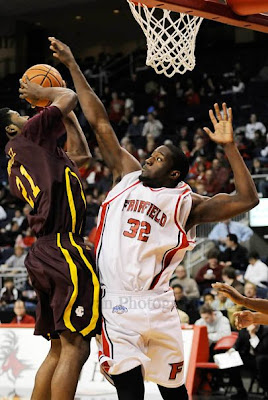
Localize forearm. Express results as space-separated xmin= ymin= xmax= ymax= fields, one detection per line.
xmin=36 ymin=86 xmax=75 ymax=103
xmin=243 ymin=298 xmax=268 ymax=314
xmin=68 ymin=62 xmax=109 ymax=130
xmin=63 ymin=111 xmax=90 ymax=157
xmin=253 ymin=312 xmax=268 ymax=325
xmin=223 ymin=143 xmax=259 ymax=208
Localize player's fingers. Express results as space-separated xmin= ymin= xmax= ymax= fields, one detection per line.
xmin=228 ymin=107 xmax=233 ymax=122
xmin=53 ymin=53 xmax=59 ymax=59
xmin=203 ymin=127 xmax=214 ymax=138
xmin=208 ymin=109 xmax=217 ymax=127
xmin=222 ymin=103 xmax=228 ymax=120
xmin=214 ymin=103 xmax=222 ymax=121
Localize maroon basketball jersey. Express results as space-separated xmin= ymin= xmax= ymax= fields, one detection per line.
xmin=5 ymin=106 xmax=86 ymax=237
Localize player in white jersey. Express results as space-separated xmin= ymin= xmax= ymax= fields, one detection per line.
xmin=50 ymin=38 xmax=259 ymax=400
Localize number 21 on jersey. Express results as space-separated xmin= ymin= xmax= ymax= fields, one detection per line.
xmin=16 ymin=165 xmax=40 ymax=208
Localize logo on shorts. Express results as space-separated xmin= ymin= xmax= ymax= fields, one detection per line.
xmin=75 ymin=306 xmax=84 ymax=317
xmin=112 ymin=305 xmax=128 ymax=314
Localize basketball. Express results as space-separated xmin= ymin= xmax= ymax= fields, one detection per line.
xmin=21 ymin=64 xmax=63 ymax=107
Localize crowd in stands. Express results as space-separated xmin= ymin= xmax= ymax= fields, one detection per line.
xmin=0 ymin=42 xmax=267 ymax=397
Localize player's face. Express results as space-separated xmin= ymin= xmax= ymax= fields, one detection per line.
xmin=139 ymin=145 xmax=178 ymax=188
xmin=6 ymin=110 xmax=29 ymax=138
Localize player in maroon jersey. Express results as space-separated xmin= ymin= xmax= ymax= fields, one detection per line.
xmin=0 ymin=80 xmax=100 ymax=400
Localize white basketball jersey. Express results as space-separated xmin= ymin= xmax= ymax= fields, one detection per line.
xmin=96 ymin=170 xmax=195 ymax=291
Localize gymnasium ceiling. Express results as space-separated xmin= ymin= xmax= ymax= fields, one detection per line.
xmin=0 ymin=0 xmax=141 ymax=51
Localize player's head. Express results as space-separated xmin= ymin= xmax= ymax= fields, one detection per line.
xmin=0 ymin=108 xmax=29 ymax=140
xmin=139 ymin=144 xmax=189 ymax=188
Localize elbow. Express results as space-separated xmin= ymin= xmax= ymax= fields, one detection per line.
xmin=71 ymin=92 xmax=78 ymax=108
xmin=249 ymin=195 xmax=259 ymax=210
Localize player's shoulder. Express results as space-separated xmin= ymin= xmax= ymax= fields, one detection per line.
xmin=105 ymin=170 xmax=141 ymax=201
xmin=190 ymin=192 xmax=209 ymax=207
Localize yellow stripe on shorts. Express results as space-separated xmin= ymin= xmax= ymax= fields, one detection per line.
xmin=69 ymin=233 xmax=100 ymax=336
xmin=57 ymin=233 xmax=78 ymax=332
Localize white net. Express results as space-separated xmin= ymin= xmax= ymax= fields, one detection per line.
xmin=127 ymin=0 xmax=203 ymax=77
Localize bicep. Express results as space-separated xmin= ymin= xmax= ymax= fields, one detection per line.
xmin=96 ymin=123 xmax=141 ymax=179
xmin=189 ymin=193 xmax=255 ymax=227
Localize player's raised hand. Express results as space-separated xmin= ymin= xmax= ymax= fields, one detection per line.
xmin=48 ymin=37 xmax=75 ymax=68
xmin=19 ymin=77 xmax=42 ymax=106
xmin=233 ymin=310 xmax=255 ymax=330
xmin=212 ymin=282 xmax=245 ymax=305
xmin=203 ymin=103 xmax=234 ymax=145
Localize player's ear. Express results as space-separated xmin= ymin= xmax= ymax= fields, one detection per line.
xmin=5 ymin=124 xmax=19 ymax=137
xmin=170 ymin=170 xmax=180 ymax=180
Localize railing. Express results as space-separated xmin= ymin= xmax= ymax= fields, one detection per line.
xmin=0 ymin=266 xmax=27 ymax=289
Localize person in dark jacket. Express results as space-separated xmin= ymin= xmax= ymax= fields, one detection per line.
xmin=173 ymin=284 xmax=200 ymax=324
xmin=220 ymin=234 xmax=248 ymax=271
xmin=228 ymin=324 xmax=268 ymax=399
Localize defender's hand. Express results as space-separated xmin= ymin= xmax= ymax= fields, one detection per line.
xmin=19 ymin=77 xmax=42 ymax=106
xmin=212 ymin=282 xmax=244 ymax=305
xmin=203 ymin=103 xmax=234 ymax=145
xmin=49 ymin=37 xmax=75 ymax=68
xmin=233 ymin=310 xmax=255 ymax=330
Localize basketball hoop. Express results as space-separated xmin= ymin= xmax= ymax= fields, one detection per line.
xmin=127 ymin=0 xmax=203 ymax=77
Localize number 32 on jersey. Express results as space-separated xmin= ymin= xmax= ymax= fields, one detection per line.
xmin=123 ymin=218 xmax=151 ymax=242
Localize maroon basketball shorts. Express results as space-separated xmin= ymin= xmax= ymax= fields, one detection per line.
xmin=25 ymin=232 xmax=101 ymax=340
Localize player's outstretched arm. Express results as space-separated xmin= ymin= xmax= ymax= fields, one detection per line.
xmin=186 ymin=103 xmax=259 ymax=230
xmin=63 ymin=111 xmax=92 ymax=167
xmin=19 ymin=78 xmax=77 ymax=116
xmin=233 ymin=311 xmax=268 ymax=329
xmin=48 ymin=37 xmax=141 ymax=183
xmin=212 ymin=282 xmax=268 ymax=314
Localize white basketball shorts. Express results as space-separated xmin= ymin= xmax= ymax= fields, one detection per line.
xmin=98 ymin=289 xmax=185 ymax=388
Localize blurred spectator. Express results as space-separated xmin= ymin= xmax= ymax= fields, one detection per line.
xmin=232 ymin=77 xmax=245 ymax=94
xmin=0 ymin=278 xmax=20 ymax=308
xmin=244 ymin=282 xmax=257 ymax=299
xmin=126 ymin=115 xmax=144 ymax=140
xmin=108 ymin=91 xmax=125 ymax=124
xmin=195 ymin=250 xmax=223 ymax=295
xmin=195 ymin=304 xmax=231 ymax=347
xmin=204 ymin=292 xmax=215 ymax=305
xmin=211 ymin=292 xmax=234 ymax=312
xmin=0 ymin=205 xmax=7 ymax=220
xmin=173 ymin=284 xmax=199 ymax=324
xmin=208 ymin=219 xmax=253 ymax=252
xmin=13 ymin=209 xmax=24 ymax=227
xmin=228 ymin=324 xmax=268 ymax=400
xmin=177 ymin=309 xmax=190 ymax=324
xmin=244 ymin=251 xmax=268 ymax=289
xmin=170 ymin=264 xmax=200 ymax=298
xmin=19 ymin=204 xmax=32 ymax=232
xmin=10 ymin=300 xmax=35 ymax=324
xmin=21 ymin=275 xmax=37 ymax=310
xmin=221 ymin=267 xmax=244 ymax=294
xmin=211 ymin=159 xmax=229 ymax=192
xmin=219 ymin=234 xmax=248 ymax=271
xmin=190 ymin=137 xmax=207 ymax=161
xmin=245 ymin=113 xmax=266 ymax=141
xmin=96 ymin=166 xmax=113 ymax=194
xmin=142 ymin=113 xmax=163 ymax=139
xmin=185 ymin=87 xmax=200 ymax=105
xmin=4 ymin=246 xmax=26 ymax=271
